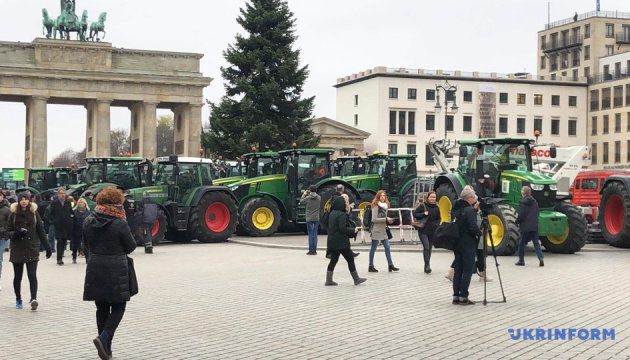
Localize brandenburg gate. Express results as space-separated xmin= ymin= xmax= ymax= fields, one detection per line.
xmin=0 ymin=38 xmax=212 ymax=169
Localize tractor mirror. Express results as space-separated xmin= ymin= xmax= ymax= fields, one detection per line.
xmin=549 ymin=147 xmax=557 ymax=159
xmin=459 ymin=146 xmax=467 ymax=158
xmin=384 ymin=161 xmax=392 ymax=175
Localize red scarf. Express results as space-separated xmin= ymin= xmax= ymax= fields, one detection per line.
xmin=94 ymin=204 xmax=126 ymax=220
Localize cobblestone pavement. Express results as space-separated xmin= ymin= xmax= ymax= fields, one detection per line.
xmin=1 ymin=240 xmax=629 ymax=360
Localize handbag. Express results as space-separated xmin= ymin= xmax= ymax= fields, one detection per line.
xmin=127 ymin=256 xmax=139 ymax=297
xmin=413 ymin=203 xmax=428 ymax=229
xmin=386 ymin=226 xmax=393 ymax=240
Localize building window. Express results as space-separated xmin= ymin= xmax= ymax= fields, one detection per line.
xmin=604 ymin=65 xmax=610 ymax=79
xmin=354 ymin=114 xmax=358 ymax=126
xmin=446 ymin=90 xmax=456 ymax=102
xmin=425 ymin=145 xmax=435 ymax=166
xmin=592 ymin=116 xmax=597 ymax=135
xmin=606 ymin=45 xmax=614 ymax=56
xmin=534 ymin=118 xmax=543 ymax=134
xmin=627 ymin=84 xmax=630 ymax=105
xmin=408 ymin=88 xmax=417 ymax=100
xmin=388 ymin=144 xmax=398 ymax=155
xmin=603 ymin=142 xmax=609 ymax=164
xmin=517 ymin=93 xmax=526 ymax=105
xmin=616 ymin=113 xmax=622 ymax=133
xmin=534 ymin=94 xmax=543 ymax=105
xmin=426 ymin=89 xmax=435 ymax=101
xmin=540 ymin=35 xmax=546 ymax=49
xmin=585 ymin=23 xmax=590 ymax=38
xmin=551 ymin=95 xmax=560 ymax=106
xmin=389 ymin=111 xmax=396 ymax=134
xmin=602 ymin=88 xmax=611 ymax=109
xmin=446 ymin=115 xmax=454 ymax=132
xmin=615 ymin=141 xmax=621 ymax=163
xmin=603 ymin=115 xmax=609 ymax=134
xmin=463 ymin=91 xmax=473 ymax=102
xmin=517 ymin=118 xmax=526 ymax=134
xmin=399 ymin=111 xmax=406 ymax=135
xmin=407 ymin=144 xmax=416 ymax=155
xmin=463 ymin=116 xmax=472 ymax=132
xmin=614 ymin=86 xmax=623 ymax=107
xmin=551 ymin=74 xmax=557 ymax=80
xmin=590 ymin=89 xmax=599 ymax=111
xmin=540 ymin=56 xmax=546 ymax=69
xmin=584 ymin=45 xmax=590 ymax=60
xmin=499 ymin=117 xmax=508 ymax=133
xmin=426 ymin=114 xmax=435 ymax=131
xmin=628 ymin=112 xmax=630 ymax=132
xmin=551 ymin=54 xmax=558 ymax=71
xmin=408 ymin=112 xmax=415 ymax=135
xmin=572 ymin=49 xmax=580 ymax=67
xmin=606 ymin=23 xmax=614 ymax=37
xmin=592 ymin=143 xmax=598 ymax=165
xmin=628 ymin=140 xmax=630 ymax=162
xmin=568 ymin=120 xmax=577 ymax=136
xmin=561 ymin=53 xmax=568 ymax=69
xmin=499 ymin=92 xmax=508 ymax=104
xmin=569 ymin=96 xmax=577 ymax=107
xmin=551 ymin=119 xmax=560 ymax=135
xmin=389 ymin=88 xmax=398 ymax=99
xmin=354 ymin=95 xmax=358 ymax=106
xmin=572 ymin=69 xmax=579 ymax=81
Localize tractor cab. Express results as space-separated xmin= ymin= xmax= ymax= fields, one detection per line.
xmin=365 ymin=153 xmax=418 ymax=207
xmin=19 ymin=166 xmax=76 ymax=196
xmin=282 ymin=149 xmax=333 ymax=195
xmin=154 ymin=156 xmax=215 ymax=203
xmin=83 ymin=157 xmax=144 ymax=190
xmin=213 ymin=152 xmax=280 ymax=186
xmin=333 ymin=155 xmax=366 ymax=177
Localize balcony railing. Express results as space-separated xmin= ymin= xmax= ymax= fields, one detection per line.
xmin=542 ymin=35 xmax=583 ymax=53
xmin=545 ymin=10 xmax=630 ymax=30
xmin=617 ymin=32 xmax=630 ymax=44
xmin=588 ymin=68 xmax=630 ymax=84
xmin=590 ymin=101 xmax=599 ymax=111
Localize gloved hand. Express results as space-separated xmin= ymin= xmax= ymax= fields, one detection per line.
xmin=46 ymin=248 xmax=52 ymax=259
xmin=12 ymin=229 xmax=27 ymax=240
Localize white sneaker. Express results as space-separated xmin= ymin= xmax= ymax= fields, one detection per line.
xmin=478 ymin=271 xmax=493 ymax=282
xmin=30 ymin=299 xmax=38 ymax=311
xmin=445 ymin=268 xmax=454 ymax=282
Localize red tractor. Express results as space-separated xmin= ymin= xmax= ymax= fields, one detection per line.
xmin=599 ymin=175 xmax=630 ymax=247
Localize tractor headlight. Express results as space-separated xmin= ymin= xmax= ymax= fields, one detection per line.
xmin=549 ymin=184 xmax=557 ymax=191
xmin=530 ymin=184 xmax=544 ymax=191
xmin=229 ymin=186 xmax=239 ymax=191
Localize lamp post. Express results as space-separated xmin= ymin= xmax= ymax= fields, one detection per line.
xmin=434 ymin=80 xmax=459 ymax=141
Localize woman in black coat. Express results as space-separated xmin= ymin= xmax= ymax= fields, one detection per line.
xmin=5 ymin=193 xmax=51 ymax=310
xmin=71 ymin=198 xmax=91 ymax=264
xmin=413 ymin=191 xmax=440 ymax=274
xmin=83 ymin=187 xmax=136 ymax=360
xmin=325 ymin=195 xmax=365 ymax=286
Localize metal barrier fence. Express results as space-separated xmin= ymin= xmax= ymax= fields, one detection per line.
xmin=351 ymin=207 xmax=419 ymax=245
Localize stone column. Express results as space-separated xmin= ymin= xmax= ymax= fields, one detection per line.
xmin=130 ymin=102 xmax=144 ymax=157
xmin=24 ymin=96 xmax=49 ymax=169
xmin=85 ymin=99 xmax=112 ymax=158
xmin=187 ymin=104 xmax=203 ymax=157
xmin=141 ymin=102 xmax=158 ymax=160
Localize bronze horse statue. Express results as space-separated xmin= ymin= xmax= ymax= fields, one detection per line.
xmin=42 ymin=9 xmax=55 ymax=38
xmin=89 ymin=12 xmax=107 ymax=41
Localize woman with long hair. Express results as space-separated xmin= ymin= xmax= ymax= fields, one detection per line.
xmin=72 ymin=198 xmax=91 ymax=264
xmin=368 ymin=190 xmax=399 ymax=273
xmin=413 ymin=191 xmax=440 ymax=274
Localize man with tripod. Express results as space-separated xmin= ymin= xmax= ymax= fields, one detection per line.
xmin=515 ymin=186 xmax=544 ymax=267
xmin=451 ymin=187 xmax=481 ymax=305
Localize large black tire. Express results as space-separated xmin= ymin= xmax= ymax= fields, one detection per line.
xmin=436 ymin=183 xmax=458 ymax=223
xmin=150 ymin=211 xmax=167 ymax=245
xmin=166 ymin=229 xmax=191 ymax=243
xmin=188 ymin=192 xmax=238 ymax=243
xmin=541 ymin=202 xmax=588 ymax=253
xmin=240 ymin=197 xmax=281 ymax=237
xmin=317 ymin=185 xmax=357 ymax=234
xmin=484 ymin=205 xmax=519 ymax=256
xmin=400 ymin=186 xmax=416 ymax=226
xmin=598 ymin=182 xmax=630 ymax=248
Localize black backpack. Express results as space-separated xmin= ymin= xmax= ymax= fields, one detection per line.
xmin=321 ymin=210 xmax=330 ymax=230
xmin=362 ymin=204 xmax=372 ymax=228
xmin=433 ymin=211 xmax=461 ymax=250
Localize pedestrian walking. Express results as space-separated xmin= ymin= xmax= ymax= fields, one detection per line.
xmin=49 ymin=188 xmax=74 ymax=265
xmin=123 ymin=191 xmax=137 ymax=236
xmin=325 ymin=194 xmax=365 ymax=286
xmin=451 ymin=187 xmax=480 ymax=305
xmin=515 ymin=186 xmax=544 ymax=267
xmin=300 ymin=185 xmax=321 ymax=255
xmin=413 ymin=191 xmax=440 ymax=274
xmin=72 ymin=198 xmax=91 ymax=264
xmin=5 ymin=193 xmax=51 ymax=309
xmin=41 ymin=194 xmax=56 ymax=253
xmin=0 ymin=191 xmax=11 ymax=291
xmin=82 ymin=186 xmax=137 ymax=360
xmin=368 ymin=190 xmax=399 ymax=273
xmin=137 ymin=191 xmax=157 ymax=254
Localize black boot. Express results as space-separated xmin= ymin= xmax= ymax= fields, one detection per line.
xmin=368 ymin=266 xmax=378 ymax=273
xmin=353 ymin=252 xmax=360 ymax=257
xmin=145 ymin=247 xmax=153 ymax=254
xmin=93 ymin=330 xmax=112 ymax=360
xmin=424 ymin=263 xmax=432 ymax=274
xmin=388 ymin=264 xmax=399 ymax=272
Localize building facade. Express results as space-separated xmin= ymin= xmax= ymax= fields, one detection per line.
xmin=310 ymin=117 xmax=370 ymax=157
xmin=335 ymin=67 xmax=587 ymax=173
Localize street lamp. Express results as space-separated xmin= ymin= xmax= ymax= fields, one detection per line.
xmin=434 ymin=80 xmax=459 ymax=140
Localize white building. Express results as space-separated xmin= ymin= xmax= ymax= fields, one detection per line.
xmin=335 ymin=67 xmax=588 ymax=173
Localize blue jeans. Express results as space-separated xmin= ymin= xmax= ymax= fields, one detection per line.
xmin=453 ymin=247 xmax=476 ymax=298
xmin=518 ymin=231 xmax=544 ymax=262
xmin=306 ymin=221 xmax=318 ymax=252
xmin=0 ymin=238 xmax=6 ymax=281
xmin=47 ymin=224 xmax=56 ymax=251
xmin=369 ymin=239 xmax=393 ymax=267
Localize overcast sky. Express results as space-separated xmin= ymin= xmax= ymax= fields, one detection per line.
xmin=0 ymin=0 xmax=626 ymax=168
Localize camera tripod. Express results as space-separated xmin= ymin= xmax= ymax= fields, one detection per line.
xmin=480 ymin=216 xmax=507 ymax=306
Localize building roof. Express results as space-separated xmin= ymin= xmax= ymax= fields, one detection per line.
xmin=312 ymin=117 xmax=371 ymax=137
xmin=543 ymin=10 xmax=630 ymax=31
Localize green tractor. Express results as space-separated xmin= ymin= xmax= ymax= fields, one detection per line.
xmin=213 ymin=151 xmax=280 ymax=187
xmin=332 ymin=153 xmax=367 ymax=177
xmin=229 ymin=148 xmax=361 ymax=236
xmin=431 ymin=138 xmax=588 ymax=255
xmin=127 ymin=155 xmax=239 ymax=244
xmin=17 ymin=166 xmax=76 ymax=196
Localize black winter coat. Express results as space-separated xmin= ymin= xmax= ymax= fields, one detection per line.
xmin=72 ymin=208 xmax=91 ymax=239
xmin=517 ymin=195 xmax=539 ymax=233
xmin=50 ymin=200 xmax=73 ymax=239
xmin=0 ymin=200 xmax=11 ymax=235
xmin=83 ymin=212 xmax=137 ymax=303
xmin=452 ymin=199 xmax=481 ymax=252
xmin=326 ymin=197 xmax=356 ymax=251
xmin=413 ymin=201 xmax=440 ymax=235
xmin=5 ymin=203 xmax=50 ymax=263
xmin=37 ymin=200 xmax=51 ymax=228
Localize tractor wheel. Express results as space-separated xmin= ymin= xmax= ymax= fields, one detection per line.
xmin=598 ymin=182 xmax=630 ymax=248
xmin=166 ymin=229 xmax=191 ymax=243
xmin=436 ymin=183 xmax=458 ymax=224
xmin=188 ymin=192 xmax=238 ymax=243
xmin=150 ymin=211 xmax=167 ymax=245
xmin=484 ymin=205 xmax=519 ymax=256
xmin=541 ymin=202 xmax=588 ymax=253
xmin=240 ymin=197 xmax=281 ymax=237
xmin=317 ymin=185 xmax=357 ymax=234
xmin=399 ymin=187 xmax=417 ymax=226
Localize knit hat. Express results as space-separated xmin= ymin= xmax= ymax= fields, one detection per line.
xmin=17 ymin=192 xmax=30 ymax=202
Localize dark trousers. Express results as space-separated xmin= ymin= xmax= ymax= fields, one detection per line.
xmin=476 ymin=249 xmax=485 ymax=272
xmin=419 ymin=233 xmax=433 ymax=265
xmin=13 ymin=261 xmax=38 ymax=302
xmin=95 ymin=301 xmax=127 ymax=338
xmin=141 ymin=224 xmax=153 ymax=249
xmin=56 ymin=237 xmax=68 ymax=261
xmin=518 ymin=231 xmax=544 ymax=262
xmin=71 ymin=235 xmax=82 ymax=259
xmin=453 ymin=247 xmax=476 ymax=299
xmin=327 ymin=248 xmax=357 ymax=273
